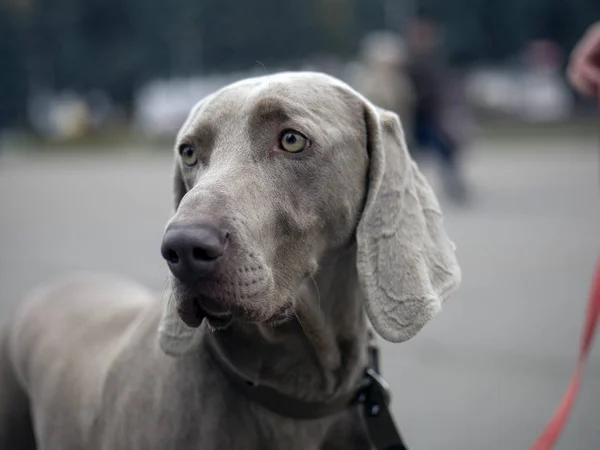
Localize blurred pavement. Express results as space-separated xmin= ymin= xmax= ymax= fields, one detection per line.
xmin=1 ymin=139 xmax=599 ymax=449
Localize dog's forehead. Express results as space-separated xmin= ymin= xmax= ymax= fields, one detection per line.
xmin=180 ymin=73 xmax=361 ymax=138
xmin=226 ymin=72 xmax=352 ymax=104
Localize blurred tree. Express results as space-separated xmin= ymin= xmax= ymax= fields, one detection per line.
xmin=197 ymin=0 xmax=322 ymax=71
xmin=0 ymin=4 xmax=29 ymax=128
xmin=416 ymin=0 xmax=600 ymax=65
xmin=315 ymin=0 xmax=356 ymax=56
xmin=1 ymin=0 xmax=599 ymax=128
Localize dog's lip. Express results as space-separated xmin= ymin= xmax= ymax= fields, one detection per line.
xmin=176 ymin=292 xmax=290 ymax=326
xmin=195 ymin=296 xmax=231 ymax=317
xmin=175 ymin=294 xmax=232 ymax=328
xmin=174 ymin=294 xmax=204 ymax=328
xmin=205 ymin=314 xmax=233 ymax=330
xmin=202 ymin=307 xmax=232 ymax=319
xmin=197 ymin=300 xmax=233 ymax=329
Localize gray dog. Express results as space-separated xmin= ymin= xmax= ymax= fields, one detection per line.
xmin=0 ymin=72 xmax=461 ymax=449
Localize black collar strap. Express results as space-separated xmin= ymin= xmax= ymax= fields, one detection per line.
xmin=206 ymin=341 xmax=409 ymax=450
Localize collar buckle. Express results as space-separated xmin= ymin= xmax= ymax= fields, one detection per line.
xmin=357 ymin=368 xmax=408 ymax=450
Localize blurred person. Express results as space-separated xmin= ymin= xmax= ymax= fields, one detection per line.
xmin=441 ymin=51 xmax=477 ymax=167
xmin=519 ymin=39 xmax=573 ymax=122
xmin=568 ymin=22 xmax=600 ymax=99
xmin=406 ymin=15 xmax=470 ymax=204
xmin=351 ymin=31 xmax=415 ymax=146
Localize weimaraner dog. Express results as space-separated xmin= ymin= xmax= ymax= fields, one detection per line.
xmin=0 ymin=72 xmax=461 ymax=449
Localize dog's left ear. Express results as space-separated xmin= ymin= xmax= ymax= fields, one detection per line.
xmin=356 ymin=102 xmax=461 ymax=343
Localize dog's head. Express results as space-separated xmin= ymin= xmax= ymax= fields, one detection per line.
xmin=159 ymin=72 xmax=460 ymax=353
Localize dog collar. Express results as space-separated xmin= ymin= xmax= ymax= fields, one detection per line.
xmin=205 ymin=340 xmax=409 ymax=450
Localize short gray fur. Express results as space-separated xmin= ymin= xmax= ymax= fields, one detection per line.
xmin=0 ymin=72 xmax=460 ymax=450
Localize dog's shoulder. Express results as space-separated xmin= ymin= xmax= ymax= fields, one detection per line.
xmin=9 ymin=272 xmax=156 ymax=386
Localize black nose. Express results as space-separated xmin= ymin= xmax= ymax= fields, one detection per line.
xmin=161 ymin=223 xmax=228 ymax=282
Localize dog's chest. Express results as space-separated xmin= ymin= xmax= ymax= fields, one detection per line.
xmin=91 ymin=346 xmax=345 ymax=450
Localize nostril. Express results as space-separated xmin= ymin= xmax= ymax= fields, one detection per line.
xmin=165 ymin=248 xmax=180 ymax=264
xmin=162 ymin=224 xmax=227 ymax=271
xmin=192 ymin=246 xmax=217 ymax=261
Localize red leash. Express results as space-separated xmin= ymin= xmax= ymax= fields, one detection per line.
xmin=531 ymin=257 xmax=600 ymax=449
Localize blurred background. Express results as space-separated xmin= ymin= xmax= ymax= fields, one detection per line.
xmin=1 ymin=0 xmax=600 ymax=144
xmin=1 ymin=0 xmax=600 ymax=449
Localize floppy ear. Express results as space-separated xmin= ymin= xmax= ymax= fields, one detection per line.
xmin=158 ymin=97 xmax=218 ymax=356
xmin=158 ymin=164 xmax=201 ymax=356
xmin=172 ymin=94 xmax=213 ymax=211
xmin=173 ymin=161 xmax=187 ymax=210
xmin=356 ymin=102 xmax=461 ymax=343
xmin=157 ymin=151 xmax=200 ymax=355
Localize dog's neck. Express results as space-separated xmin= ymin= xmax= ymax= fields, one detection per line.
xmin=205 ymin=246 xmax=369 ymax=401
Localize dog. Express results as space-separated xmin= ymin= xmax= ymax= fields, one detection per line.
xmin=0 ymin=72 xmax=460 ymax=449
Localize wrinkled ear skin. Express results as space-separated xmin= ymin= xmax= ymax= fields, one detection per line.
xmin=355 ymin=102 xmax=461 ymax=343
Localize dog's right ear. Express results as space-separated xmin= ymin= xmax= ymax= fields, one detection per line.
xmin=173 ymin=161 xmax=187 ymax=211
xmin=171 ymin=95 xmax=215 ymax=211
xmin=160 ymin=161 xmax=198 ymax=356
xmin=160 ymin=97 xmax=212 ymax=355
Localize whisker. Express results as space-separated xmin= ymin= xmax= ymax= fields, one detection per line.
xmin=159 ymin=277 xmax=169 ymax=303
xmin=291 ymin=305 xmax=308 ymax=338
xmin=255 ymin=60 xmax=268 ymax=74
xmin=309 ymin=274 xmax=321 ymax=308
xmin=166 ymin=289 xmax=175 ymax=308
xmin=271 ymin=270 xmax=295 ymax=295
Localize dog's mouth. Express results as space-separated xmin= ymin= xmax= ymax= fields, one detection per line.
xmin=176 ymin=296 xmax=231 ymax=329
xmin=176 ymin=294 xmax=291 ymax=330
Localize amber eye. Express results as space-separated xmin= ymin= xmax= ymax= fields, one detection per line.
xmin=179 ymin=144 xmax=198 ymax=167
xmin=279 ymin=130 xmax=309 ymax=153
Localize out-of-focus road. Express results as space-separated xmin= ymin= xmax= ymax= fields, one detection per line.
xmin=1 ymin=140 xmax=599 ymax=449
